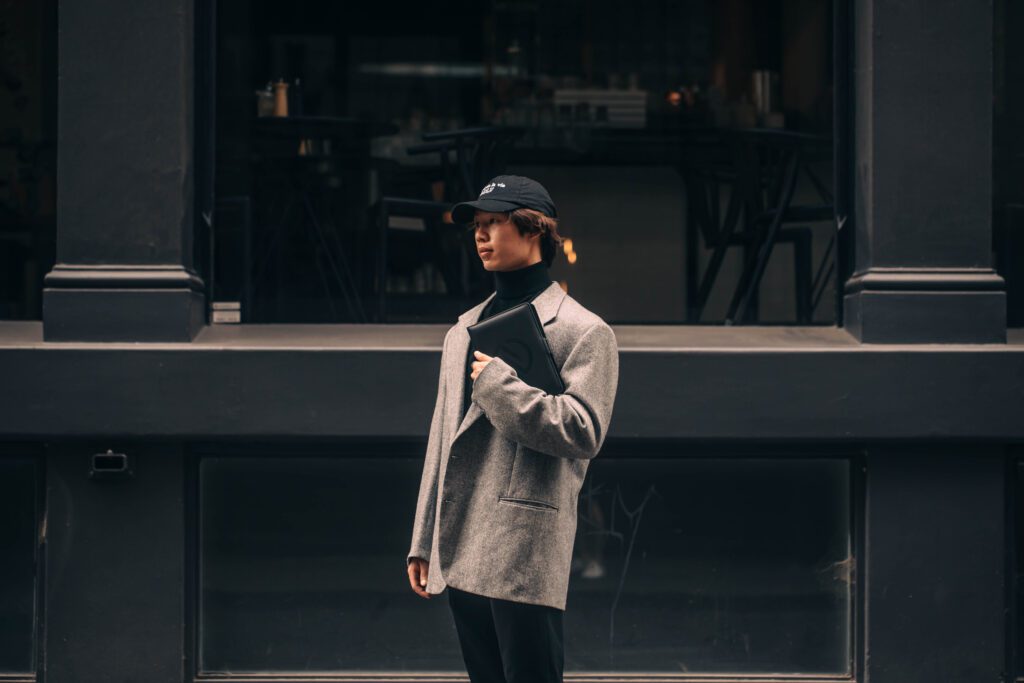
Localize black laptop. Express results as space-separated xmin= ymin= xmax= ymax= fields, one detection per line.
xmin=467 ymin=301 xmax=566 ymax=395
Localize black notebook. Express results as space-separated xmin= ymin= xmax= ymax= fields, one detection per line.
xmin=467 ymin=300 xmax=566 ymax=396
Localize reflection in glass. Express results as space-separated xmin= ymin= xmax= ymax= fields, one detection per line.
xmin=199 ymin=454 xmax=850 ymax=674
xmin=212 ymin=1 xmax=837 ymax=324
xmin=567 ymin=457 xmax=851 ymax=673
xmin=0 ymin=458 xmax=38 ymax=673
xmin=199 ymin=456 xmax=464 ymax=672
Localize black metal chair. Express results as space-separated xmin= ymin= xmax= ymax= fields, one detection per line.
xmin=371 ymin=126 xmax=524 ymax=322
xmin=249 ymin=116 xmax=397 ymax=323
xmin=682 ymin=128 xmax=836 ymax=324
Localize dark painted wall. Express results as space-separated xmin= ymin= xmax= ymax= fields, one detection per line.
xmin=0 ymin=325 xmax=1023 ymax=441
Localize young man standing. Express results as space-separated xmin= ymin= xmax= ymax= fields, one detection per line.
xmin=406 ymin=175 xmax=619 ymax=683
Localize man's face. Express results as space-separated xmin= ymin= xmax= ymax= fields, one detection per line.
xmin=472 ymin=210 xmax=539 ymax=271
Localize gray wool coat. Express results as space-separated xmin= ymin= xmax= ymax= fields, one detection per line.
xmin=406 ymin=279 xmax=619 ymax=611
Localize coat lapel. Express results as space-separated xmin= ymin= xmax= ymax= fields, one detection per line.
xmin=446 ymin=280 xmax=567 ymax=448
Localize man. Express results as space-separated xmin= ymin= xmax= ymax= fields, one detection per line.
xmin=406 ymin=175 xmax=619 ymax=683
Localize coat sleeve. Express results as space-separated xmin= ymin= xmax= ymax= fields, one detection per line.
xmin=471 ymin=322 xmax=618 ymax=460
xmin=407 ymin=329 xmax=449 ymax=566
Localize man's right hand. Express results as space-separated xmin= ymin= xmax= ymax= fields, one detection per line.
xmin=407 ymin=557 xmax=431 ymax=599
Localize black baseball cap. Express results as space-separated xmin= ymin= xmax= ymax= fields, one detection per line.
xmin=451 ymin=175 xmax=558 ymax=224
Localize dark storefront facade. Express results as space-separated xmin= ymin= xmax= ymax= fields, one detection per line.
xmin=1 ymin=0 xmax=1023 ymax=681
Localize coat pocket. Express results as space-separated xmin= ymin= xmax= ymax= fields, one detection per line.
xmin=504 ymin=443 xmax=561 ymax=510
xmin=498 ymin=495 xmax=558 ymax=512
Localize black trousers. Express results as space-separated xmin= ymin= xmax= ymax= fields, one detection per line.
xmin=447 ymin=586 xmax=564 ymax=683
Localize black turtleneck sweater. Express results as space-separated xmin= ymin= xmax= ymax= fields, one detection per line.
xmin=463 ymin=259 xmax=552 ymax=419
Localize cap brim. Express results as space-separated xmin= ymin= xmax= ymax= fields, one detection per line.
xmin=450 ymin=199 xmax=521 ymax=224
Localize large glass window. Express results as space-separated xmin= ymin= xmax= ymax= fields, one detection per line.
xmin=209 ymin=0 xmax=838 ymax=325
xmin=0 ymin=1 xmax=58 ymax=321
xmin=1014 ymin=456 xmax=1024 ymax=679
xmin=994 ymin=0 xmax=1024 ymax=329
xmin=198 ymin=451 xmax=852 ymax=675
xmin=0 ymin=457 xmax=40 ymax=674
xmin=198 ymin=453 xmax=461 ymax=672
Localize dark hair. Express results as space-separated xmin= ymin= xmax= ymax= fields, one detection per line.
xmin=508 ymin=208 xmax=564 ymax=267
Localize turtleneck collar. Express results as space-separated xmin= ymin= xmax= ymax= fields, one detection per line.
xmin=493 ymin=259 xmax=551 ymax=300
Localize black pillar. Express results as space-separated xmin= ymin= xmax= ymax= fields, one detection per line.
xmin=43 ymin=0 xmax=205 ymax=342
xmin=862 ymin=448 xmax=1005 ymax=682
xmin=44 ymin=444 xmax=185 ymax=682
xmin=844 ymin=0 xmax=1006 ymax=343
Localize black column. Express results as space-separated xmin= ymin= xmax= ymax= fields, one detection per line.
xmin=43 ymin=0 xmax=205 ymax=342
xmin=44 ymin=444 xmax=185 ymax=682
xmin=844 ymin=0 xmax=1006 ymax=342
xmin=862 ymin=448 xmax=1005 ymax=682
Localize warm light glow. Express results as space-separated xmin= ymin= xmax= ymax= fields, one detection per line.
xmin=442 ymin=210 xmax=453 ymax=223
xmin=567 ymin=251 xmax=577 ymax=264
xmin=562 ymin=238 xmax=573 ymax=253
